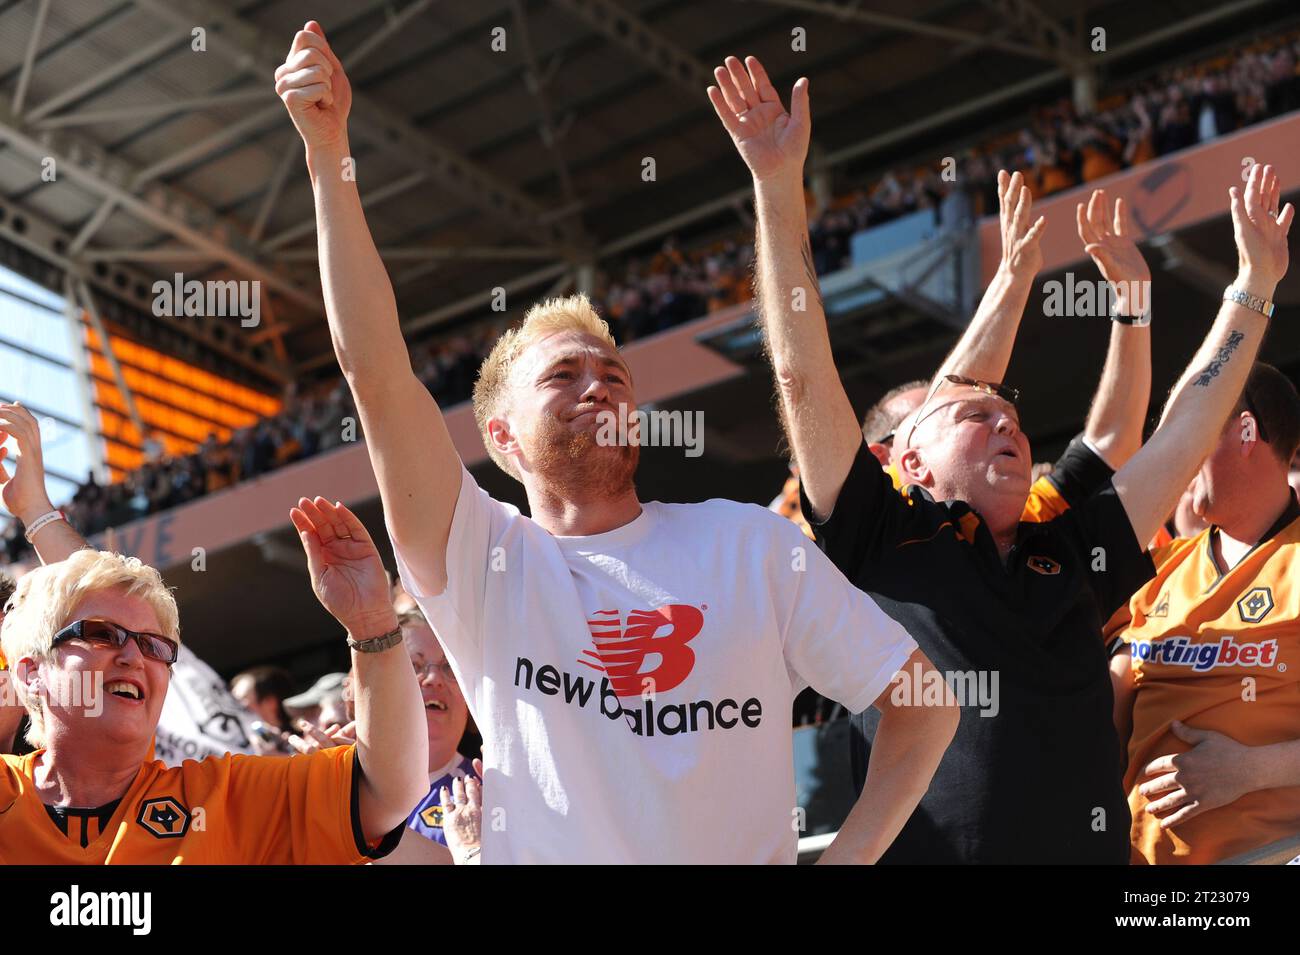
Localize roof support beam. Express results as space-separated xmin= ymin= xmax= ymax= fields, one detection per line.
xmin=979 ymin=0 xmax=1078 ymax=66
xmin=273 ymin=245 xmax=561 ymax=263
xmin=25 ymin=29 xmax=192 ymax=122
xmin=68 ymin=197 xmax=117 ymax=256
xmin=12 ymin=0 xmax=52 ymax=118
xmin=33 ymin=88 xmax=272 ymax=130
xmin=0 ymin=98 xmax=323 ymax=314
xmin=261 ymin=169 xmax=430 ymax=252
xmin=129 ymin=0 xmax=574 ymax=249
xmin=249 ymin=132 xmax=300 ymax=243
xmin=511 ymin=0 xmax=578 ymax=208
xmin=0 ymin=191 xmax=289 ymax=384
xmin=548 ymin=0 xmax=714 ymax=95
xmin=741 ymin=0 xmax=1060 ymax=63
xmin=73 ymin=277 xmax=147 ymax=439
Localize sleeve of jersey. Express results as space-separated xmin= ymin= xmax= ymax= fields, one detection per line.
xmin=776 ymin=516 xmax=918 ymax=714
xmin=1052 ymin=481 xmax=1156 ymax=622
xmin=388 ymin=464 xmax=502 ymax=660
xmin=800 ymin=442 xmax=907 ymax=575
xmin=225 ymin=747 xmax=404 ymax=864
xmin=1025 ymin=435 xmax=1116 ymax=523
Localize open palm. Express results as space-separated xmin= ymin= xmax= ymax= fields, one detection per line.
xmin=708 ymin=55 xmax=809 ymax=183
xmin=1077 ymin=188 xmax=1151 ymax=314
xmin=290 ymin=496 xmax=391 ymax=634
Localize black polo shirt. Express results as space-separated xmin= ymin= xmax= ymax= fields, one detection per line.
xmin=804 ymin=441 xmax=1155 ymax=863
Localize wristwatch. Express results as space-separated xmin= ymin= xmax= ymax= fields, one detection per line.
xmin=1224 ymin=286 xmax=1275 ymax=318
xmin=1111 ymin=308 xmax=1150 ymax=327
xmin=346 ymin=625 xmax=403 ymax=653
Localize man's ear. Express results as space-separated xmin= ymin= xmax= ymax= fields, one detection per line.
xmin=898 ymin=447 xmax=931 ymax=487
xmin=1237 ymin=411 xmax=1259 ymax=458
xmin=486 ymin=414 xmax=517 ymax=461
xmin=867 ymin=442 xmax=891 ymax=467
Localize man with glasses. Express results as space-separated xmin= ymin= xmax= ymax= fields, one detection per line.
xmin=712 ymin=53 xmax=1293 ymax=861
xmin=859 ymin=174 xmax=1152 ymax=527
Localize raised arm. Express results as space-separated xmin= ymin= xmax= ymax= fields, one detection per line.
xmin=1113 ymin=163 xmax=1293 ymax=546
xmin=1076 ymin=190 xmax=1152 ymax=469
xmin=290 ymin=497 xmax=427 ymax=843
xmin=709 ymin=56 xmax=858 ymax=521
xmin=277 ymin=21 xmax=460 ymax=593
xmin=0 ymin=402 xmax=87 ymax=563
xmin=930 ymin=170 xmax=1045 ymax=386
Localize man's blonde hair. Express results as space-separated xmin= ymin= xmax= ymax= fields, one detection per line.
xmin=471 ymin=294 xmax=618 ymax=480
xmin=0 ymin=550 xmax=180 ymax=748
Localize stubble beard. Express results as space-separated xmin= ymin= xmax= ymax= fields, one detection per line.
xmin=532 ymin=411 xmax=639 ymax=501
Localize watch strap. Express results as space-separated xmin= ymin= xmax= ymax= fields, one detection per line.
xmin=346 ymin=625 xmax=404 ymax=653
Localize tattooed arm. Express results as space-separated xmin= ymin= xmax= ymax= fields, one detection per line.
xmin=708 ymin=55 xmax=860 ymax=520
xmin=1112 ymin=163 xmax=1292 ymax=546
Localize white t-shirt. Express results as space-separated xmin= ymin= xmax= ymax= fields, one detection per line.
xmin=392 ymin=467 xmax=916 ymax=864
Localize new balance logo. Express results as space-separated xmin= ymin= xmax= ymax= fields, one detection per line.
xmin=579 ymin=604 xmax=702 ymax=697
xmin=514 ymin=655 xmax=762 ymax=737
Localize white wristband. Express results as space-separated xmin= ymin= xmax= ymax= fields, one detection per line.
xmin=23 ymin=510 xmax=66 ymax=544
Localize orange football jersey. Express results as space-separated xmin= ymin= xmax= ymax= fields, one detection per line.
xmin=1113 ymin=502 xmax=1300 ymax=864
xmin=0 ymin=744 xmax=401 ymax=864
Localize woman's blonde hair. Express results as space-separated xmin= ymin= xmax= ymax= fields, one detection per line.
xmin=0 ymin=550 xmax=180 ymax=748
xmin=471 ymin=294 xmax=618 ymax=480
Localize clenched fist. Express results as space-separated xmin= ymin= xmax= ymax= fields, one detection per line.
xmin=275 ymin=20 xmax=352 ymax=153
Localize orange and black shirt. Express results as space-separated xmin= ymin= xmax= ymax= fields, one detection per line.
xmin=805 ymin=438 xmax=1153 ymax=863
xmin=0 ymin=744 xmax=403 ymax=864
xmin=1108 ymin=495 xmax=1300 ymax=864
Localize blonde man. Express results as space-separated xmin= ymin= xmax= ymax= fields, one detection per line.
xmin=0 ymin=496 xmax=427 ymax=863
xmin=277 ymin=20 xmax=957 ymax=864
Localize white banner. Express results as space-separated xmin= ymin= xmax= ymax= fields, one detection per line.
xmin=154 ymin=645 xmax=255 ymax=765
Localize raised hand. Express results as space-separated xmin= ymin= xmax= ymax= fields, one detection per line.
xmin=997 ymin=170 xmax=1046 ymax=279
xmin=290 ymin=497 xmax=392 ymax=637
xmin=708 ymin=55 xmax=810 ymax=184
xmin=1230 ymin=163 xmax=1294 ymax=296
xmin=1076 ymin=188 xmax=1151 ymax=317
xmin=275 ymin=20 xmax=352 ymax=152
xmin=0 ymin=401 xmax=56 ymax=525
xmin=440 ymin=757 xmax=484 ymax=863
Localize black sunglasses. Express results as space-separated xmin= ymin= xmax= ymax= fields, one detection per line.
xmin=52 ymin=619 xmax=179 ymax=665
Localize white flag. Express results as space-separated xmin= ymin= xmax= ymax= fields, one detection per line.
xmin=154 ymin=645 xmax=255 ymax=765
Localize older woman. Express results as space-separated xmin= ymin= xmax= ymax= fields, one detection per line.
xmin=0 ymin=492 xmax=428 ymax=864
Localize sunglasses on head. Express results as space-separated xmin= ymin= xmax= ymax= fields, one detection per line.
xmin=899 ymin=375 xmax=1021 ymax=449
xmin=52 ymin=619 xmax=179 ymax=665
xmin=941 ymin=374 xmax=1020 ymax=405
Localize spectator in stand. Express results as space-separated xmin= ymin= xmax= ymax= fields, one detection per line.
xmin=230 ymin=665 xmax=295 ymax=737
xmin=0 ymin=501 xmax=426 ymax=863
xmin=0 ymin=569 xmax=24 ymax=755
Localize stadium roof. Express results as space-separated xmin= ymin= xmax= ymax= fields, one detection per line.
xmin=0 ymin=0 xmax=1293 ymax=393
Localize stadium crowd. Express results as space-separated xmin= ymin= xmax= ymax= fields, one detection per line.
xmin=1 ymin=22 xmax=1299 ymax=867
